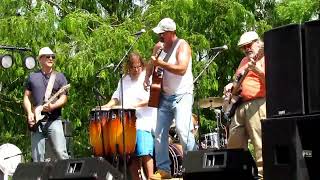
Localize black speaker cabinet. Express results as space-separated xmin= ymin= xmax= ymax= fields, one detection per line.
xmin=265 ymin=23 xmax=306 ymax=118
xmin=183 ymin=149 xmax=258 ymax=180
xmin=12 ymin=162 xmax=53 ymax=180
xmin=48 ymin=157 xmax=123 ymax=180
xmin=265 ymin=20 xmax=320 ymax=118
xmin=262 ymin=115 xmax=318 ymax=180
xmin=304 ymin=20 xmax=320 ymax=114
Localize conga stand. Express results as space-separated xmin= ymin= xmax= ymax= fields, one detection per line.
xmin=113 ymin=33 xmax=143 ymax=180
xmin=93 ymin=71 xmax=109 ymax=157
xmin=193 ymin=50 xmax=223 ymax=150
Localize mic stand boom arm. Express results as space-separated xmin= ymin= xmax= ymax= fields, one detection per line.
xmin=193 ymin=51 xmax=222 ymax=149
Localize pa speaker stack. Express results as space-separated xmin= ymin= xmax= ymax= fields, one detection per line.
xmin=263 ymin=20 xmax=320 ymax=180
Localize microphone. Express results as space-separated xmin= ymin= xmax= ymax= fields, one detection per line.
xmin=133 ymin=29 xmax=146 ymax=36
xmin=210 ymin=45 xmax=228 ymax=52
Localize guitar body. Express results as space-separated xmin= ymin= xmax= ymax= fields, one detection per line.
xmin=28 ymin=105 xmax=45 ymax=131
xmin=27 ymin=84 xmax=71 ymax=132
xmin=148 ymin=66 xmax=163 ymax=107
xmin=223 ymin=94 xmax=241 ymax=118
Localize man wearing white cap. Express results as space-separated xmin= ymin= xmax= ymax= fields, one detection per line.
xmin=23 ymin=47 xmax=69 ymax=162
xmin=144 ymin=18 xmax=196 ymax=179
xmin=223 ymin=31 xmax=266 ymax=178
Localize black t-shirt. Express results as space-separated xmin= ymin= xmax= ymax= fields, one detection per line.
xmin=25 ymin=70 xmax=68 ymax=120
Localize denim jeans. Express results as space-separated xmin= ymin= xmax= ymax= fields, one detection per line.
xmin=154 ymin=93 xmax=196 ymax=172
xmin=31 ymin=119 xmax=69 ymax=162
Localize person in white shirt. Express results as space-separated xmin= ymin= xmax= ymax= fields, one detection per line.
xmin=102 ymin=52 xmax=157 ymax=180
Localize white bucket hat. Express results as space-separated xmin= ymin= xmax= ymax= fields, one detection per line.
xmin=152 ymin=18 xmax=176 ymax=34
xmin=238 ymin=31 xmax=259 ymax=47
xmin=38 ymin=47 xmax=55 ymax=58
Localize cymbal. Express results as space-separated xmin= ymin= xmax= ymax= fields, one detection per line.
xmin=198 ymin=97 xmax=224 ymax=108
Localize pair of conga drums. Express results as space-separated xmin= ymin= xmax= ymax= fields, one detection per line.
xmin=89 ymin=107 xmax=136 ymax=157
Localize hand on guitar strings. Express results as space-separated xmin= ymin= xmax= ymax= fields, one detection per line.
xmin=42 ymin=103 xmax=53 ymax=112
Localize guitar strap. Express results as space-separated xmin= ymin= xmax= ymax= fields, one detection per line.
xmin=163 ymin=38 xmax=180 ymax=62
xmin=44 ymin=71 xmax=56 ymax=103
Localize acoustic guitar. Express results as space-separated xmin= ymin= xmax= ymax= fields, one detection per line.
xmin=29 ymin=84 xmax=70 ymax=131
xmin=148 ymin=49 xmax=165 ymax=107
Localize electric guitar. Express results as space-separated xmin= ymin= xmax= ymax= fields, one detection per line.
xmin=148 ymin=49 xmax=166 ymax=107
xmin=29 ymin=84 xmax=70 ymax=131
xmin=223 ymin=49 xmax=264 ymax=118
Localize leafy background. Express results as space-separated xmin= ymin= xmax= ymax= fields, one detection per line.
xmin=0 ymin=0 xmax=319 ymax=160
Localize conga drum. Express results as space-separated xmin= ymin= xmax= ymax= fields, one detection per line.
xmin=88 ymin=107 xmax=110 ymax=156
xmin=107 ymin=107 xmax=136 ymax=155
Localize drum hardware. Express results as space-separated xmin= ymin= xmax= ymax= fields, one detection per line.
xmin=200 ymin=107 xmax=228 ymax=150
xmin=198 ymin=97 xmax=224 ymax=109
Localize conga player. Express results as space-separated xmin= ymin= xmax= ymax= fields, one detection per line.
xmin=102 ymin=52 xmax=157 ymax=180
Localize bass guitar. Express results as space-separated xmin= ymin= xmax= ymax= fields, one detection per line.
xmin=29 ymin=84 xmax=70 ymax=131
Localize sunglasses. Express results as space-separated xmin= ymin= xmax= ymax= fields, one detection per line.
xmin=43 ymin=55 xmax=56 ymax=59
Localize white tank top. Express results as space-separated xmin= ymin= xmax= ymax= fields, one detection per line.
xmin=162 ymin=40 xmax=194 ymax=95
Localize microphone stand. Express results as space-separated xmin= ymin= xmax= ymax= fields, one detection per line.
xmin=193 ymin=51 xmax=223 ymax=150
xmin=92 ymin=66 xmax=112 ymax=157
xmin=113 ymin=33 xmax=143 ymax=180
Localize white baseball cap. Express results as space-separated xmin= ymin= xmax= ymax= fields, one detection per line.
xmin=38 ymin=47 xmax=55 ymax=58
xmin=238 ymin=31 xmax=259 ymax=47
xmin=152 ymin=18 xmax=176 ymax=34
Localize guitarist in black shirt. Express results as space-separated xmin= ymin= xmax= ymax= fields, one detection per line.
xmin=223 ymin=31 xmax=266 ymax=179
xmin=23 ymin=47 xmax=69 ymax=162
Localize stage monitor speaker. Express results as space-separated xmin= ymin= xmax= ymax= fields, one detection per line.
xmin=12 ymin=162 xmax=53 ymax=180
xmin=264 ymin=23 xmax=306 ymax=118
xmin=182 ymin=149 xmax=258 ymax=180
xmin=262 ymin=115 xmax=317 ymax=180
xmin=48 ymin=157 xmax=123 ymax=180
xmin=304 ymin=20 xmax=320 ymax=114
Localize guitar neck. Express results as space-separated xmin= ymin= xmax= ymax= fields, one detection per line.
xmin=231 ymin=59 xmax=256 ymax=95
xmin=45 ymin=84 xmax=70 ymax=105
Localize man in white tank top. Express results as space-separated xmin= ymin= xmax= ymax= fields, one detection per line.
xmin=144 ymin=18 xmax=196 ymax=180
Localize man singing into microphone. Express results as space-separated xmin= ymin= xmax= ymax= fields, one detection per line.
xmin=144 ymin=17 xmax=196 ymax=180
xmin=223 ymin=31 xmax=266 ymax=179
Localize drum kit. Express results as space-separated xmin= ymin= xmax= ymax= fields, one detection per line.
xmin=198 ymin=96 xmax=229 ymax=150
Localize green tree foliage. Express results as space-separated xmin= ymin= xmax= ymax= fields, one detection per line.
xmin=0 ymin=0 xmax=319 ymax=160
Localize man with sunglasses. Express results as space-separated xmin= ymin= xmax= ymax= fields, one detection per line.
xmin=223 ymin=31 xmax=266 ymax=179
xmin=23 ymin=47 xmax=69 ymax=162
xmin=144 ymin=18 xmax=196 ymax=180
